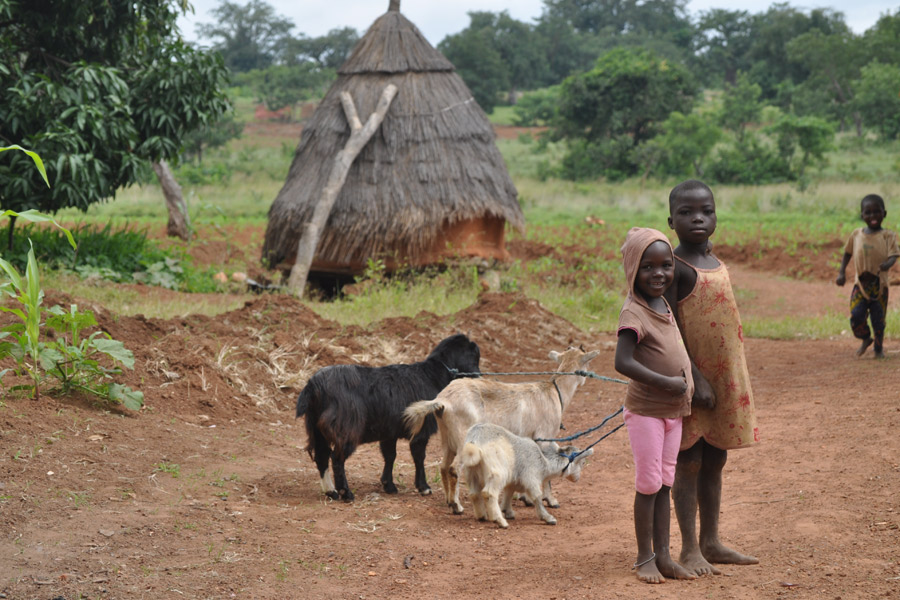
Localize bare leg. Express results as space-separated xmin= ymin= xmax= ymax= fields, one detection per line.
xmin=856 ymin=337 xmax=873 ymax=357
xmin=653 ymin=486 xmax=696 ymax=580
xmin=698 ymin=444 xmax=758 ymax=565
xmin=634 ymin=491 xmax=665 ymax=583
xmin=674 ymin=441 xmax=720 ymax=575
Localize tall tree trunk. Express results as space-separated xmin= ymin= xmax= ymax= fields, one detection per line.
xmin=286 ymin=84 xmax=398 ymax=297
xmin=152 ymin=160 xmax=191 ymax=241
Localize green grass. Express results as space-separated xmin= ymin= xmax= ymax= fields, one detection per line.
xmin=743 ymin=308 xmax=900 ymax=340
xmin=308 ymin=267 xmax=482 ymax=328
xmin=487 ymin=105 xmax=517 ymax=126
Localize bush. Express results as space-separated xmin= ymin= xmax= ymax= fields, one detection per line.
xmin=512 ymin=87 xmax=561 ymax=127
xmin=558 ymin=137 xmax=637 ymax=181
xmin=706 ymin=133 xmax=791 ymax=184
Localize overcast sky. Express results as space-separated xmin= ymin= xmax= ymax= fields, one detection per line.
xmin=178 ymin=0 xmax=897 ymax=46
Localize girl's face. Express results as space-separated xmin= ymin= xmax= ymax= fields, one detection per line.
xmin=635 ymin=241 xmax=674 ymax=300
xmin=861 ymin=200 xmax=886 ymax=230
xmin=668 ymin=189 xmax=717 ymax=245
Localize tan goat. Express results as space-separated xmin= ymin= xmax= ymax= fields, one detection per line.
xmin=460 ymin=422 xmax=593 ymax=528
xmin=403 ymin=346 xmax=599 ymax=514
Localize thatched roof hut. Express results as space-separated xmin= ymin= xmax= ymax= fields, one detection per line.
xmin=262 ymin=0 xmax=524 ymax=277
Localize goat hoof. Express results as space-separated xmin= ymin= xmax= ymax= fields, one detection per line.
xmin=418 ymin=487 xmax=432 ymax=496
xmin=324 ymin=491 xmax=339 ymax=500
xmin=382 ymin=483 xmax=398 ymax=494
xmin=450 ymin=505 xmax=464 ymax=515
xmin=341 ymin=491 xmax=355 ymax=502
xmin=544 ymin=518 xmax=557 ymax=526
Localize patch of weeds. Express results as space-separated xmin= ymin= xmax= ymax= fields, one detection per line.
xmin=276 ymin=560 xmax=290 ymax=581
xmin=153 ymin=462 xmax=181 ymax=478
xmin=65 ymin=490 xmax=91 ymax=507
xmin=173 ymin=520 xmax=197 ymax=531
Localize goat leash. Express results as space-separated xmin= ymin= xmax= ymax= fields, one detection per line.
xmin=445 ymin=367 xmax=630 ymax=385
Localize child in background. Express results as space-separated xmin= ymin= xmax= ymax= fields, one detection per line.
xmin=614 ymin=227 xmax=696 ymax=584
xmin=664 ymin=180 xmax=759 ymax=576
xmin=836 ymin=194 xmax=899 ymax=359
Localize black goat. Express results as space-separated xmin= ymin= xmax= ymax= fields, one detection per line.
xmin=296 ymin=333 xmax=480 ymax=502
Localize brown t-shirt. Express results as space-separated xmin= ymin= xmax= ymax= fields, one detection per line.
xmin=618 ymin=297 xmax=693 ymax=419
xmin=844 ymin=228 xmax=900 ymax=297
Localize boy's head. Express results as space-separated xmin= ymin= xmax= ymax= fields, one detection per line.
xmin=621 ymin=227 xmax=674 ymax=303
xmin=668 ymin=179 xmax=716 ymax=246
xmin=860 ymin=194 xmax=886 ymax=231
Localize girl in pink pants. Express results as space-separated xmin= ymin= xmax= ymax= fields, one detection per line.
xmin=614 ymin=227 xmax=696 ymax=584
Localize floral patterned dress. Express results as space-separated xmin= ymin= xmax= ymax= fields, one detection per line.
xmin=676 ymin=257 xmax=759 ymax=451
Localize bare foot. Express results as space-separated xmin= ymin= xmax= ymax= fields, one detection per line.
xmin=679 ymin=548 xmax=721 ymax=576
xmin=856 ymin=338 xmax=873 ymax=357
xmin=634 ymin=555 xmax=666 ymax=584
xmin=701 ymin=541 xmax=759 ymax=565
xmin=874 ymin=349 xmax=886 ymax=360
xmin=656 ymin=553 xmax=698 ymax=580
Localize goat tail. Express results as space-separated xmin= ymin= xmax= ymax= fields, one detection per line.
xmin=403 ymin=399 xmax=443 ymax=436
xmin=296 ymin=386 xmax=313 ymax=418
xmin=459 ymin=442 xmax=483 ymax=469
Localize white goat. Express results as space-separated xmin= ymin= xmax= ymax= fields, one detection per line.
xmin=460 ymin=423 xmax=593 ymax=528
xmin=404 ymin=346 xmax=599 ymax=514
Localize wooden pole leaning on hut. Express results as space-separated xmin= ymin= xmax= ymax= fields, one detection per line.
xmin=287 ymin=83 xmax=398 ymax=296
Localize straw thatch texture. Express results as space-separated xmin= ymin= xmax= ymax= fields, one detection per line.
xmin=262 ymin=9 xmax=524 ymax=271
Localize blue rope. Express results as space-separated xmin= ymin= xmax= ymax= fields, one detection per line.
xmin=535 ymin=405 xmax=624 ymax=443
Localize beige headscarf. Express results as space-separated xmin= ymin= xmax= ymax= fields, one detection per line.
xmin=621 ymin=227 xmax=674 ymax=308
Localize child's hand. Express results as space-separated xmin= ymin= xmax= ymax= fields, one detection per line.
xmin=692 ymin=375 xmax=716 ymax=410
xmin=836 ymin=273 xmax=846 ymax=286
xmin=880 ymin=260 xmax=894 ymax=272
xmin=663 ymin=372 xmax=688 ymax=396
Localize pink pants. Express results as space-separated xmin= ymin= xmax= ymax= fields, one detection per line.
xmin=624 ymin=409 xmax=682 ymax=495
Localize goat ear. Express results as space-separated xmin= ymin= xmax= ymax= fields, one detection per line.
xmin=548 ymin=350 xmax=561 ymax=362
xmin=579 ymin=344 xmax=585 ymax=351
xmin=579 ymin=350 xmax=600 ymax=364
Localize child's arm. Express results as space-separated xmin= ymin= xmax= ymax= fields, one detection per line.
xmin=665 ymin=264 xmax=716 ymax=409
xmin=880 ymin=255 xmax=897 ymax=272
xmin=615 ymin=330 xmax=687 ymax=397
xmin=836 ymin=252 xmax=851 ymax=286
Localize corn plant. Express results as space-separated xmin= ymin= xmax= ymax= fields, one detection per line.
xmin=42 ymin=304 xmax=143 ymax=410
xmin=0 ymin=145 xmax=141 ymax=408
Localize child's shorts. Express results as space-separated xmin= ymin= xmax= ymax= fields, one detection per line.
xmin=624 ymin=409 xmax=683 ymax=495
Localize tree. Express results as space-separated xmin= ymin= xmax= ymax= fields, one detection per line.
xmin=786 ymin=28 xmax=864 ymax=134
xmin=438 ymin=29 xmax=508 ymax=113
xmin=693 ymin=9 xmax=753 ymax=86
xmin=286 ymin=27 xmax=360 ymax=70
xmin=0 ymin=1 xmax=230 ymax=217
xmin=640 ymin=111 xmax=721 ymax=178
xmin=852 ymin=61 xmax=900 ymax=140
xmin=768 ymin=114 xmax=834 ymax=179
xmin=195 ymin=0 xmax=294 ymax=73
xmin=861 ymin=10 xmax=900 ymax=66
xmin=557 ymin=47 xmax=696 ymax=145
xmin=744 ymin=4 xmax=849 ymax=99
xmin=555 ymin=47 xmax=696 ymax=180
xmin=719 ymin=72 xmax=763 ymax=141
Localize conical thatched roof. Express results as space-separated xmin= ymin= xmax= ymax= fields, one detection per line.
xmin=262 ymin=3 xmax=524 ymax=272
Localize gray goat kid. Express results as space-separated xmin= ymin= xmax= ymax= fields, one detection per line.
xmin=460 ymin=423 xmax=593 ymax=528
